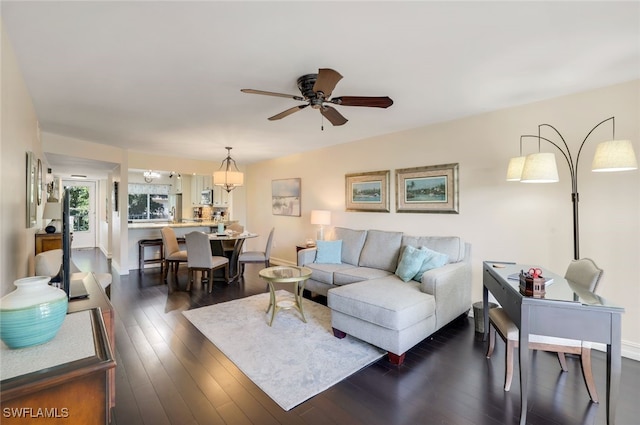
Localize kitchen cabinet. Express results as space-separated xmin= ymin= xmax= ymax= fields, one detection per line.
xmin=213 ymin=185 xmax=230 ymax=206
xmin=190 ymin=175 xmax=214 ymax=205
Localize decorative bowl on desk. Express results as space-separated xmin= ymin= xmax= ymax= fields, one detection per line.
xmin=0 ymin=276 xmax=68 ymax=349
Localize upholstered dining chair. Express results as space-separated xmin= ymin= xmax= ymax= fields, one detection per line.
xmin=161 ymin=226 xmax=188 ymax=283
xmin=184 ymin=231 xmax=230 ymax=292
xmin=222 ymin=222 xmax=244 ymax=254
xmin=486 ymin=258 xmax=603 ymax=402
xmin=238 ymin=227 xmax=274 ymax=276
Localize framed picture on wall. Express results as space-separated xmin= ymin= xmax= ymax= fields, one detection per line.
xmin=395 ymin=163 xmax=459 ymax=214
xmin=345 ymin=170 xmax=390 ymax=212
xmin=25 ymin=151 xmax=37 ymax=228
xmin=272 ymin=178 xmax=301 ymax=216
xmin=113 ymin=182 xmax=119 ymax=212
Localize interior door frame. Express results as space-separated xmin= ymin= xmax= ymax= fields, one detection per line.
xmin=62 ymin=179 xmax=97 ymax=248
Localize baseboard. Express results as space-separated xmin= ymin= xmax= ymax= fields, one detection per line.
xmin=591 ymin=341 xmax=640 ymax=362
xmin=98 ymin=245 xmax=112 ymax=259
xmin=112 ymin=260 xmax=128 ymax=276
xmin=269 ymin=257 xmax=296 ymax=267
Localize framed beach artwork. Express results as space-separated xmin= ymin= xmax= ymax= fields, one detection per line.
xmin=396 ymin=163 xmax=459 ymax=213
xmin=272 ymin=178 xmax=301 ymax=216
xmin=345 ymin=170 xmax=390 ymax=212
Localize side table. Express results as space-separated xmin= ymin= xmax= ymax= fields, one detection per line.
xmin=35 ymin=232 xmax=62 ymax=255
xmin=259 ymin=266 xmax=312 ymax=326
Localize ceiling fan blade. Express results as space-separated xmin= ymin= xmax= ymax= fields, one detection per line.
xmin=268 ymin=104 xmax=309 ymax=121
xmin=241 ymin=89 xmax=304 ymax=101
xmin=313 ymin=68 xmax=343 ymax=97
xmin=330 ymin=96 xmax=394 ymax=108
xmin=320 ymin=106 xmax=348 ymax=126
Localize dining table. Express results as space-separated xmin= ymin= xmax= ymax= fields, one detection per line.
xmin=207 ymin=232 xmax=258 ymax=282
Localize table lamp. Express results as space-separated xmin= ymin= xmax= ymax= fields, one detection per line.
xmin=311 ymin=210 xmax=331 ymax=241
xmin=43 ymin=202 xmax=62 ymax=233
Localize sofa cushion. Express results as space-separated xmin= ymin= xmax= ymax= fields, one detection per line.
xmin=305 ymin=263 xmax=358 ymax=285
xmin=334 ymin=267 xmax=393 ymax=285
xmin=395 ymin=245 xmax=429 ymax=282
xmin=315 ymin=240 xmax=342 ymax=264
xmin=359 ymin=230 xmax=403 ymax=272
xmin=402 ymin=235 xmax=465 ymax=263
xmin=412 ymin=247 xmax=449 ymax=282
xmin=328 ymin=276 xmax=436 ymax=331
xmin=333 ymin=227 xmax=367 ymax=266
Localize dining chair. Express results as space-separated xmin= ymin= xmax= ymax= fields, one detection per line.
xmin=222 ymin=222 xmax=244 ymax=254
xmin=184 ymin=231 xmax=230 ymax=292
xmin=238 ymin=227 xmax=274 ymax=276
xmin=486 ymin=258 xmax=603 ymax=402
xmin=161 ymin=227 xmax=188 ymax=283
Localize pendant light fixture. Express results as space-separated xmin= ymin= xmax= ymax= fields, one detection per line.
xmin=213 ymin=147 xmax=244 ymax=193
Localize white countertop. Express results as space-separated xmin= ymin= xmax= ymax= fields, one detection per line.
xmin=128 ymin=220 xmax=234 ymax=230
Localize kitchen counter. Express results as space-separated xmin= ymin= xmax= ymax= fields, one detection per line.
xmin=128 ymin=220 xmax=235 ymax=230
xmin=127 ymin=220 xmax=237 ymax=271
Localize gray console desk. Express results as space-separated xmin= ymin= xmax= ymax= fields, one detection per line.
xmin=482 ymin=261 xmax=624 ymax=425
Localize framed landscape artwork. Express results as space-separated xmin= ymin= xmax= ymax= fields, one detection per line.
xmin=272 ymin=178 xmax=301 ymax=216
xmin=396 ymin=163 xmax=459 ymax=213
xmin=345 ymin=170 xmax=390 ymax=212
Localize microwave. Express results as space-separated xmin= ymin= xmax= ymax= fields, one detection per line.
xmin=200 ymin=189 xmax=213 ymax=205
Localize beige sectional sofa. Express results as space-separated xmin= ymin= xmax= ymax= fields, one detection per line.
xmin=297 ymin=227 xmax=471 ymax=365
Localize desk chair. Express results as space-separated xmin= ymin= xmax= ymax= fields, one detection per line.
xmin=35 ymin=249 xmax=112 ymax=296
xmin=486 ymin=258 xmax=603 ymax=402
xmin=185 ymin=231 xmax=230 ymax=293
xmin=161 ymin=227 xmax=188 ymax=283
xmin=238 ymin=227 xmax=274 ymax=276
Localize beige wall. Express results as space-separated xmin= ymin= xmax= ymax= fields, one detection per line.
xmin=244 ymin=80 xmax=640 ymax=359
xmin=2 ymin=21 xmax=638 ymax=357
xmin=0 ymin=23 xmax=43 ymax=296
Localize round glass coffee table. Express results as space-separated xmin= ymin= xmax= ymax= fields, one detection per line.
xmin=258 ymin=266 xmax=312 ymax=327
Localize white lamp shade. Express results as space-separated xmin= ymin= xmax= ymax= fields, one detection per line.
xmin=213 ymin=170 xmax=244 ymax=186
xmin=506 ymin=156 xmax=526 ymax=181
xmin=520 ymin=153 xmax=559 ymax=183
xmin=42 ymin=202 xmax=62 ymax=220
xmin=310 ymin=210 xmax=331 ymax=226
xmin=591 ymin=139 xmax=638 ymax=172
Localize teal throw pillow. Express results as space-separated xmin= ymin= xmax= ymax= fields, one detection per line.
xmin=314 ymin=240 xmax=342 ymax=264
xmin=395 ymin=245 xmax=429 ymax=282
xmin=412 ymin=247 xmax=449 ymax=282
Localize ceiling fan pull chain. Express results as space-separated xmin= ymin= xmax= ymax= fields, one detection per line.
xmin=321 ymin=114 xmax=324 ymax=131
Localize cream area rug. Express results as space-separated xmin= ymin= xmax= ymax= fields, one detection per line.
xmin=182 ymin=290 xmax=385 ymax=411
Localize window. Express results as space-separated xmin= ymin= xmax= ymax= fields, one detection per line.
xmin=128 ymin=184 xmax=170 ymax=221
xmin=68 ymin=185 xmax=90 ymax=232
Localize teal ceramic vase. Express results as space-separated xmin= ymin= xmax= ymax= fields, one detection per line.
xmin=0 ymin=276 xmax=68 ymax=349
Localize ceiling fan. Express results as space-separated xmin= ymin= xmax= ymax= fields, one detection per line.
xmin=241 ymin=68 xmax=393 ymax=126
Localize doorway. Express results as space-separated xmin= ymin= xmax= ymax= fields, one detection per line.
xmin=62 ymin=180 xmax=97 ymax=248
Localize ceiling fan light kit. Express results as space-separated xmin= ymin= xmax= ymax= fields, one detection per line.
xmin=241 ymin=68 xmax=393 ymax=127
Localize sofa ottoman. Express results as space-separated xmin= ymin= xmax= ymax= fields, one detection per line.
xmin=328 ymin=276 xmax=436 ymax=365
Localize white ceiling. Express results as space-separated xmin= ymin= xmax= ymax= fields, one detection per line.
xmin=2 ymin=1 xmax=639 ymax=177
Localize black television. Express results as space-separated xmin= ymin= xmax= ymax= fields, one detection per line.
xmin=61 ymin=187 xmax=72 ymax=300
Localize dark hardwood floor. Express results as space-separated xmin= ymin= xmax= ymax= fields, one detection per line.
xmin=73 ymin=248 xmax=640 ymax=425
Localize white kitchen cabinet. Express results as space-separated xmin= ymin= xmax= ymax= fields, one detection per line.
xmin=213 ymin=185 xmax=230 ymax=206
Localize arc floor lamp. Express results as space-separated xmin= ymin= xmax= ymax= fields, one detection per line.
xmin=506 ymin=117 xmax=637 ymax=260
